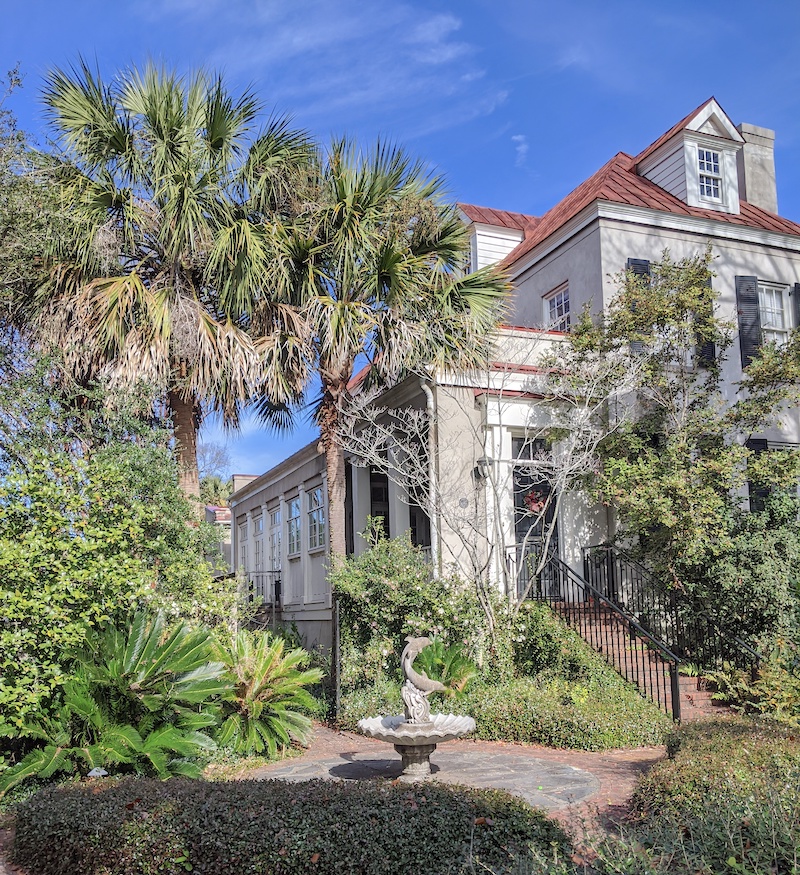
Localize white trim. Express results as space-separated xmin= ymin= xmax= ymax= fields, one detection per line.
xmin=508 ymin=201 xmax=800 ymax=280
xmin=685 ymin=100 xmax=745 ymax=143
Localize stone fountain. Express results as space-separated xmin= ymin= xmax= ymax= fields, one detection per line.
xmin=357 ymin=636 xmax=476 ymax=781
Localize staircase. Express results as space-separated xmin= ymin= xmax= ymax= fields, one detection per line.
xmin=517 ymin=547 xmax=760 ymax=721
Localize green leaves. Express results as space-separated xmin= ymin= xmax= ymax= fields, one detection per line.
xmin=0 ymin=610 xmax=228 ymax=796
xmin=212 ymin=629 xmax=323 ymax=756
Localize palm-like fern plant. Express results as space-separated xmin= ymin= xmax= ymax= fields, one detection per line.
xmin=0 ymin=611 xmax=228 ymax=796
xmin=413 ymin=639 xmax=478 ymax=695
xmin=33 ymin=61 xmax=312 ymax=496
xmin=213 ymin=630 xmax=323 ymax=756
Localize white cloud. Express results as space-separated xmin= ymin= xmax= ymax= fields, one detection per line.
xmin=134 ymin=0 xmax=505 ymax=138
xmin=511 ymin=133 xmax=528 ymax=166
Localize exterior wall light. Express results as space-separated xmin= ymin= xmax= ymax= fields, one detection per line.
xmin=473 ymin=456 xmax=494 ymax=482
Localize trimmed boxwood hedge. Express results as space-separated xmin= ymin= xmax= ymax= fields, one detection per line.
xmin=13 ymin=777 xmax=574 ymax=875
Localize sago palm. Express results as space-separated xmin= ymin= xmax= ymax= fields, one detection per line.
xmin=257 ymin=139 xmax=510 ymax=555
xmin=33 ymin=61 xmax=312 ymax=497
xmin=213 ymin=629 xmax=323 ymax=756
xmin=0 ymin=611 xmax=227 ymax=796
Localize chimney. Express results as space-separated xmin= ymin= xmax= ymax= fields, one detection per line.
xmin=736 ymin=123 xmax=778 ymax=214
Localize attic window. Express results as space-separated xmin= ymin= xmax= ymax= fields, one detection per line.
xmin=698 ymin=148 xmax=721 ymax=200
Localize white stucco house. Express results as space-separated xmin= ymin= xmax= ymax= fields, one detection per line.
xmin=229 ymin=98 xmax=800 ymax=650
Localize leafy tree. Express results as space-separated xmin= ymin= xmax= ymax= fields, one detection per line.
xmin=31 ymin=61 xmax=312 ymax=497
xmin=258 ymin=140 xmax=509 ymax=556
xmin=0 ymin=354 xmax=235 ymax=728
xmin=0 ymin=66 xmax=61 ymax=322
xmin=574 ymin=248 xmax=800 ymax=642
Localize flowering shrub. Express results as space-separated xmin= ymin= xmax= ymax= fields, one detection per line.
xmin=331 ymin=522 xmax=485 ymax=690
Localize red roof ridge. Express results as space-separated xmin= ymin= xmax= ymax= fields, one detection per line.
xmin=633 ymin=96 xmax=717 ymax=167
xmin=458 ymin=203 xmax=539 ymax=232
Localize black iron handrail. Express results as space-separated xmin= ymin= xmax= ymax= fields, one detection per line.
xmin=510 ymin=543 xmax=683 ymax=718
xmin=582 ymin=544 xmax=761 ymax=679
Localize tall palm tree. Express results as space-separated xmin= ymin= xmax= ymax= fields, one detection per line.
xmin=258 ymin=140 xmax=510 ymax=557
xmin=33 ymin=61 xmax=311 ymax=497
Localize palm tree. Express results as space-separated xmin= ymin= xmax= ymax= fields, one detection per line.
xmin=258 ymin=140 xmax=510 ymax=557
xmin=32 ymin=61 xmax=311 ymax=497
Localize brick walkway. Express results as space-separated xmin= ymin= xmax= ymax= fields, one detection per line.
xmin=0 ymin=725 xmax=665 ymax=873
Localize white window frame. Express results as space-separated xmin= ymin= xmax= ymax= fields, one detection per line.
xmin=698 ymin=147 xmax=722 ymax=202
xmin=544 ymin=282 xmax=570 ymax=331
xmin=254 ymin=515 xmax=264 ymax=536
xmin=758 ymin=281 xmax=791 ymax=346
xmin=287 ymin=497 xmax=301 ymax=556
xmin=307 ymin=486 xmax=326 ymax=551
xmin=269 ymin=508 xmax=282 ymax=571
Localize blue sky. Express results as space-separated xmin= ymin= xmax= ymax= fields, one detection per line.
xmin=3 ymin=0 xmax=800 ymax=476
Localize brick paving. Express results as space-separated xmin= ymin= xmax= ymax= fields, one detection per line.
xmin=0 ymin=724 xmax=666 ymax=872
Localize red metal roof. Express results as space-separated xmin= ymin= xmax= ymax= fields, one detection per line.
xmin=458 ymin=203 xmax=539 ymax=232
xmin=502 ymin=150 xmax=800 ymax=269
xmin=633 ymin=96 xmax=717 ymax=167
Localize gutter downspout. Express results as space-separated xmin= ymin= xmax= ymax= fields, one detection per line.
xmin=420 ymin=378 xmax=440 ymax=579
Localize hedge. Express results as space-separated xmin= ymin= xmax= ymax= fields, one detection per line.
xmin=13 ymin=777 xmax=574 ymax=875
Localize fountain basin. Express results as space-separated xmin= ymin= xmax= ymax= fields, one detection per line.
xmin=358 ymin=713 xmax=475 ymax=745
xmin=358 ymin=713 xmax=476 ymax=781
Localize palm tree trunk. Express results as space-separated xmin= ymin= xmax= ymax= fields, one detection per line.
xmin=318 ymin=393 xmax=347 ymax=560
xmin=169 ymin=390 xmax=201 ymax=501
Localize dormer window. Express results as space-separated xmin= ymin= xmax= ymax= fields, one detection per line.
xmin=698 ymin=149 xmax=722 ymax=200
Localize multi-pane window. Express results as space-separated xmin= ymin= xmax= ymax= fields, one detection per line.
xmin=254 ymin=538 xmax=264 ymax=572
xmin=254 ymin=515 xmax=264 ymax=535
xmin=545 ymin=283 xmax=570 ymax=331
xmin=287 ymin=498 xmax=301 ymax=555
xmin=308 ymin=487 xmax=326 ymax=550
xmin=698 ymin=148 xmax=721 ymax=200
xmin=240 ymin=541 xmax=247 ymax=570
xmin=238 ymin=521 xmax=248 ymax=569
xmin=269 ymin=509 xmax=282 ymax=570
xmin=758 ymin=282 xmax=790 ymax=345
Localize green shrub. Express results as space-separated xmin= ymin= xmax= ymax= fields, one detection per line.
xmin=13 ymin=778 xmax=575 ymax=875
xmin=707 ymin=639 xmax=800 ymax=727
xmin=212 ymin=629 xmax=324 ymax=755
xmin=588 ymin=718 xmax=800 ymax=874
xmin=462 ymin=674 xmax=669 ymax=750
xmin=0 ymin=611 xmax=228 ymax=795
xmin=338 ymin=672 xmax=669 ymax=749
xmin=337 ymin=675 xmax=403 ymax=729
xmin=331 ymin=525 xmax=486 ymax=692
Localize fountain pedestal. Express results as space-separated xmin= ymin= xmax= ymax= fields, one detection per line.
xmin=393 ymin=743 xmax=438 ymax=781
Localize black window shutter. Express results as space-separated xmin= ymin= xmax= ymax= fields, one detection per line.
xmin=696 ymin=273 xmax=716 ymax=368
xmin=735 ymin=276 xmax=761 ymax=368
xmin=626 ymin=258 xmax=651 ymax=278
xmin=626 ymin=259 xmax=650 ymax=353
xmin=745 ymin=438 xmax=769 ymax=513
xmin=792 ymin=283 xmax=800 ymax=331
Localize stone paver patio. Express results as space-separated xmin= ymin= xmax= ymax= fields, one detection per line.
xmin=250 ymin=724 xmax=665 ymax=818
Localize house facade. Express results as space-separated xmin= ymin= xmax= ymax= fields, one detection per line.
xmin=230 ymin=98 xmax=800 ymax=650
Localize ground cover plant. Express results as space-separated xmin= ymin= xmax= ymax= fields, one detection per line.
xmin=12 ymin=777 xmax=574 ymax=875
xmin=333 ymin=532 xmax=670 ymax=749
xmin=584 ymin=717 xmax=800 ymax=874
